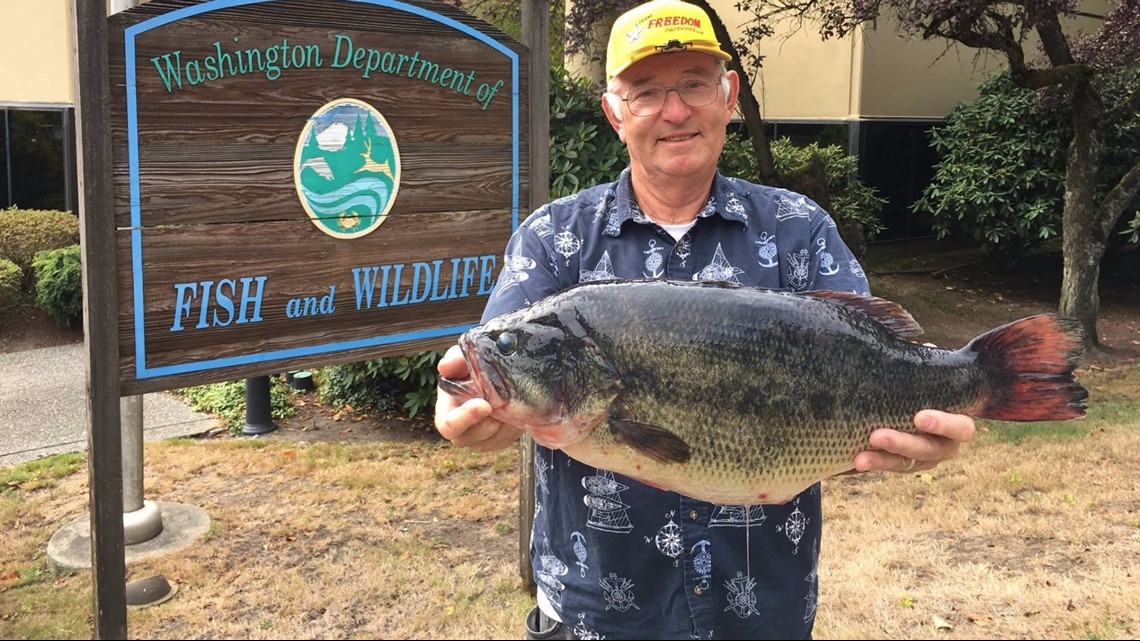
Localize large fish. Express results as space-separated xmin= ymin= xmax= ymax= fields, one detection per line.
xmin=441 ymin=279 xmax=1087 ymax=505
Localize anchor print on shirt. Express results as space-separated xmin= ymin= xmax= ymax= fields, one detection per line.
xmin=724 ymin=571 xmax=761 ymax=619
xmin=600 ymin=572 xmax=640 ymax=612
xmin=645 ymin=511 xmax=684 ymax=567
xmin=694 ymin=243 xmax=744 ymax=284
xmin=755 ymin=232 xmax=778 ymax=268
xmin=776 ymin=498 xmax=809 ymax=554
xmin=775 ymin=194 xmax=817 ymax=221
xmin=643 ymin=239 xmax=665 ymax=277
xmin=554 ymin=226 xmax=582 ymax=266
xmin=536 ymin=535 xmax=569 ymax=610
xmin=582 ymin=470 xmax=634 ymax=533
xmin=571 ymin=531 xmax=589 ymax=577
xmin=691 ymin=540 xmax=712 ymax=593
xmin=816 ymin=238 xmax=840 ymax=276
xmin=580 ymin=251 xmax=616 ymax=283
xmin=787 ymin=248 xmax=811 ymax=291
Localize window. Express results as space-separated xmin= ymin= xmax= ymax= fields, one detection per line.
xmin=2 ymin=107 xmax=76 ymax=213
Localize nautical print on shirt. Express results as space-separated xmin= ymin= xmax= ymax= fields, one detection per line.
xmin=482 ymin=168 xmax=869 ymax=639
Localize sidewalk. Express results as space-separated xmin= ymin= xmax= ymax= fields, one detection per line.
xmin=0 ymin=343 xmax=217 ymax=468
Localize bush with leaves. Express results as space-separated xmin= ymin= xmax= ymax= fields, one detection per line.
xmin=550 ymin=67 xmax=627 ymax=199
xmin=719 ymin=134 xmax=886 ymax=244
xmin=32 ymin=244 xmax=82 ymax=330
xmin=0 ymin=258 xmax=22 ymax=315
xmin=319 ymin=349 xmax=446 ymax=420
xmin=913 ymin=71 xmax=1140 ymax=268
xmin=0 ymin=207 xmax=79 ymax=282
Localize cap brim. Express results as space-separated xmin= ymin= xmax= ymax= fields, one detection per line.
xmin=608 ymin=42 xmax=732 ymax=80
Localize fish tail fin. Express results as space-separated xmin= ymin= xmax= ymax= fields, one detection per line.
xmin=966 ymin=314 xmax=1088 ymax=421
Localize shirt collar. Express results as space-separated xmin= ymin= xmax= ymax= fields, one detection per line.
xmin=604 ymin=169 xmax=750 ymax=237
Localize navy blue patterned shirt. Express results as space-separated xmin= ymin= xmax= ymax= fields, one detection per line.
xmin=481 ymin=168 xmax=870 ymax=640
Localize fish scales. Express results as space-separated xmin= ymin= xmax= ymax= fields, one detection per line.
xmin=442 ymin=279 xmax=1087 ymax=504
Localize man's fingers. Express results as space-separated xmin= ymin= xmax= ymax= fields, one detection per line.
xmin=914 ymin=410 xmax=976 ymax=443
xmin=437 ymin=345 xmax=470 ymax=379
xmin=435 ymin=398 xmax=492 ymax=442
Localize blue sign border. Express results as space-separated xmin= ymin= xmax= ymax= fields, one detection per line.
xmin=123 ymin=0 xmax=520 ymax=380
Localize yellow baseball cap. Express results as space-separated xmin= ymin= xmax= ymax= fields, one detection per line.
xmin=606 ymin=0 xmax=732 ymax=80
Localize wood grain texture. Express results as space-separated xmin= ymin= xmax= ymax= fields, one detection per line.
xmin=106 ymin=0 xmax=529 ymax=392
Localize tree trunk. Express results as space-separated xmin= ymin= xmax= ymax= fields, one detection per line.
xmin=1058 ymin=81 xmax=1107 ymax=350
xmin=693 ymin=0 xmax=778 ymax=184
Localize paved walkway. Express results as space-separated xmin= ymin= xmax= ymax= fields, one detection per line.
xmin=0 ymin=343 xmax=217 ymax=468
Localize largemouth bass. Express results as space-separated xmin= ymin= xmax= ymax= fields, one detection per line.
xmin=441 ymin=279 xmax=1087 ymax=505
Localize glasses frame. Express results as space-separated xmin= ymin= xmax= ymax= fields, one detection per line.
xmin=617 ymin=74 xmax=725 ymax=118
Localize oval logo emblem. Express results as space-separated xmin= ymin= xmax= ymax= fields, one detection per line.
xmin=294 ymin=98 xmax=401 ymax=239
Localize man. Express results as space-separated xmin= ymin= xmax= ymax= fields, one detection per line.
xmin=435 ymin=1 xmax=975 ymax=638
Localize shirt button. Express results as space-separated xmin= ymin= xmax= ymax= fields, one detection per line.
xmin=694 ymin=585 xmax=703 ymax=595
xmin=689 ymin=510 xmax=698 ymax=521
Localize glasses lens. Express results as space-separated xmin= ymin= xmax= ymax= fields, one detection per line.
xmin=627 ymin=85 xmax=665 ymax=116
xmin=679 ymin=78 xmax=718 ymax=108
xmin=625 ymin=77 xmax=721 ymax=116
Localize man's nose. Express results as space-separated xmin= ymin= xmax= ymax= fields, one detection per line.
xmin=659 ymin=88 xmax=692 ymax=120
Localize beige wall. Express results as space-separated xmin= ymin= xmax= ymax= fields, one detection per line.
xmin=0 ymin=0 xmax=73 ymax=105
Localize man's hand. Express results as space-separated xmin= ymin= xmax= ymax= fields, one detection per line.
xmin=434 ymin=345 xmax=523 ymax=452
xmin=853 ymin=410 xmax=977 ymax=474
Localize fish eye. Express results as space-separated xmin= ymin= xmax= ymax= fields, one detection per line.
xmin=495 ymin=332 xmax=518 ymax=355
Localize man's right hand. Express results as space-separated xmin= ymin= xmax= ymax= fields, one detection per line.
xmin=433 ymin=345 xmax=524 ymax=452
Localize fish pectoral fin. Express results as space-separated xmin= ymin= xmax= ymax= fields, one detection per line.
xmin=608 ymin=419 xmax=692 ymax=465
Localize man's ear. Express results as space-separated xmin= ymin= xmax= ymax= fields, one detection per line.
xmin=601 ymin=94 xmax=626 ymax=142
xmin=724 ymin=70 xmax=741 ymax=122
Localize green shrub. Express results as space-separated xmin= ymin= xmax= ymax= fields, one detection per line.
xmin=550 ymin=67 xmax=627 ymax=198
xmin=179 ymin=378 xmax=296 ymax=436
xmin=0 ymin=207 xmax=80 ymax=278
xmin=319 ymin=349 xmax=445 ymax=420
xmin=913 ymin=71 xmax=1140 ymax=267
xmin=31 ymin=245 xmax=82 ymax=329
xmin=719 ymin=134 xmax=887 ymax=248
xmin=0 ymin=258 xmax=22 ymax=315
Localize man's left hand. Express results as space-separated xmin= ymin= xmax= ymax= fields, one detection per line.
xmin=853 ymin=410 xmax=977 ymax=474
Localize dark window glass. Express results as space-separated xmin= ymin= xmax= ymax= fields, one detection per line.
xmin=857 ymin=121 xmax=942 ymax=241
xmin=8 ymin=109 xmax=67 ymax=211
xmin=771 ymin=122 xmax=848 ymax=150
xmin=0 ymin=110 xmax=8 ymax=208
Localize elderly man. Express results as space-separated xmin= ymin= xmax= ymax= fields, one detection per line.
xmin=435 ymin=1 xmax=975 ymax=638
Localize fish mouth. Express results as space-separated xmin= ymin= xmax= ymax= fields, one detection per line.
xmin=438 ymin=333 xmax=511 ymax=409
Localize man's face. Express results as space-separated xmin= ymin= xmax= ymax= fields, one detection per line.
xmin=604 ymin=51 xmax=739 ymax=183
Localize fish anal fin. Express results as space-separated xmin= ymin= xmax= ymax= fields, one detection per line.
xmin=799 ymin=290 xmax=924 ymax=338
xmin=608 ymin=418 xmax=692 ymax=465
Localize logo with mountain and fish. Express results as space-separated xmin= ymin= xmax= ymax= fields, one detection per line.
xmin=294 ymin=99 xmax=401 ymax=239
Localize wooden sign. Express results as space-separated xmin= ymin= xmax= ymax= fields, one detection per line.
xmin=107 ymin=0 xmax=528 ymax=395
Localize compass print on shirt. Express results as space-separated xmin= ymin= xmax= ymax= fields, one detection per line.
xmin=645 ymin=511 xmax=684 ymax=567
xmin=776 ymin=499 xmax=809 ymax=554
xmin=554 ymin=226 xmax=582 ymax=266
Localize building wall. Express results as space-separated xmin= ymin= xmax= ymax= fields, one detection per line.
xmin=0 ymin=0 xmax=73 ymax=105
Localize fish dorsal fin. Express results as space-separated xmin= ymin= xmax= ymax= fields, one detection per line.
xmin=607 ymin=401 xmax=690 ymax=464
xmin=797 ymin=290 xmax=924 ymax=338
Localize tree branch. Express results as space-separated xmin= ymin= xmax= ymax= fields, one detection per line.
xmin=1096 ymin=159 xmax=1140 ymax=238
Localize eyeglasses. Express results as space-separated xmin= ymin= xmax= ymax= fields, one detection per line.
xmin=618 ymin=76 xmax=723 ymax=117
